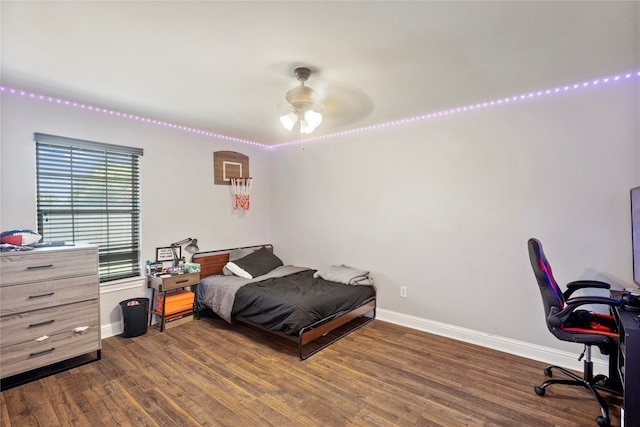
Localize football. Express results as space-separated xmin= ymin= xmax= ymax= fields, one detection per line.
xmin=1 ymin=229 xmax=42 ymax=246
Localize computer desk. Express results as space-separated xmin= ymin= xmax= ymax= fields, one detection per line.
xmin=612 ymin=302 xmax=640 ymax=426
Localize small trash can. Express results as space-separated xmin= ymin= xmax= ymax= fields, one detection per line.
xmin=119 ymin=297 xmax=149 ymax=338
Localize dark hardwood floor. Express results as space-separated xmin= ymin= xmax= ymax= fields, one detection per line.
xmin=1 ymin=318 xmax=622 ymax=426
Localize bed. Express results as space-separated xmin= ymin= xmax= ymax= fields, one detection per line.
xmin=191 ymin=244 xmax=376 ymax=359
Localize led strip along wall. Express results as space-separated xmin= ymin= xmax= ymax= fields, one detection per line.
xmin=274 ymin=70 xmax=640 ymax=148
xmin=0 ymin=87 xmax=269 ymax=149
xmin=2 ymin=70 xmax=639 ymax=150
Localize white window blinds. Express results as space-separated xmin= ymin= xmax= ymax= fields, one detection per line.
xmin=35 ymin=133 xmax=143 ymax=283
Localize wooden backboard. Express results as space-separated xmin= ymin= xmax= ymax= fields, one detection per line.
xmin=213 ymin=151 xmax=250 ymax=185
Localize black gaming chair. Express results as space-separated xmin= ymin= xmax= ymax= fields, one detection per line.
xmin=527 ymin=238 xmax=623 ymax=427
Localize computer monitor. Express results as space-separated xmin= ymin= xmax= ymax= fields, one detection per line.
xmin=632 ymin=186 xmax=640 ymax=286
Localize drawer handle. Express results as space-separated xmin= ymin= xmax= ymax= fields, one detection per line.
xmin=26 ymin=264 xmax=54 ymax=270
xmin=29 ymin=348 xmax=55 ymax=357
xmin=176 ymin=279 xmax=189 ymax=284
xmin=29 ymin=320 xmax=55 ymax=328
xmin=28 ymin=292 xmax=55 ymax=299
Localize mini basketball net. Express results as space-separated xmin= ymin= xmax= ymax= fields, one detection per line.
xmin=230 ymin=177 xmax=252 ymax=212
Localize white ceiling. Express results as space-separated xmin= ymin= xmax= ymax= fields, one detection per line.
xmin=2 ymin=1 xmax=638 ymax=146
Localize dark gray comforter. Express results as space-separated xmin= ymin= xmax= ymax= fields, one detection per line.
xmin=200 ymin=266 xmax=376 ymax=336
xmin=233 ymin=269 xmax=376 ymax=335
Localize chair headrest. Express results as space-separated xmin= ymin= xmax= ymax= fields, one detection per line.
xmin=528 ymin=238 xmax=564 ymax=307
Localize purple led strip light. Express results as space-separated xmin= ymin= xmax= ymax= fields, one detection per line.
xmin=0 ymin=86 xmax=269 ymax=148
xmin=275 ymin=70 xmax=640 ymax=148
xmin=2 ymin=70 xmax=638 ymax=150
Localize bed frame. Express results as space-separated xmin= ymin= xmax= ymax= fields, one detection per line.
xmin=191 ymin=244 xmax=376 ymax=359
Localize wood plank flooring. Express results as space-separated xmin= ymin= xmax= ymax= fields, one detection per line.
xmin=1 ymin=318 xmax=623 ymax=426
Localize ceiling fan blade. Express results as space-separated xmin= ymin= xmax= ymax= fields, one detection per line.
xmin=318 ymin=84 xmax=374 ymax=126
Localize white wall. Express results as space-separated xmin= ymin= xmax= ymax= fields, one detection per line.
xmin=271 ymin=78 xmax=640 ymax=365
xmin=0 ymin=94 xmax=272 ymax=336
xmin=1 ymin=76 xmax=639 ymax=371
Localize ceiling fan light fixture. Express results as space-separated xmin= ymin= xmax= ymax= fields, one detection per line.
xmin=280 ymin=108 xmax=322 ymax=134
xmin=304 ymin=109 xmax=323 ymax=128
xmin=280 ymin=111 xmax=297 ymax=131
xmin=280 ymin=66 xmax=326 ymax=135
xmin=299 ymin=120 xmax=316 ymax=135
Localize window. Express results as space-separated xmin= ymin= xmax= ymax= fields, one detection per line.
xmin=35 ymin=133 xmax=143 ymax=283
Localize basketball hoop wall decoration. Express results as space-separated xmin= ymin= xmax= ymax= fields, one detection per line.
xmin=214 ymin=151 xmax=252 ymax=215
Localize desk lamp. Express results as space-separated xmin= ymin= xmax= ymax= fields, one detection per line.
xmin=171 ymin=237 xmax=199 ymax=266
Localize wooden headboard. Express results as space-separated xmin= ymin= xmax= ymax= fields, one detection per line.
xmin=191 ymin=244 xmax=273 ymax=279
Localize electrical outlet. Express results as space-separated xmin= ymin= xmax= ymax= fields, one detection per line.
xmin=400 ymin=286 xmax=407 ymax=297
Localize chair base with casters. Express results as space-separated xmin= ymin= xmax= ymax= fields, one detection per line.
xmin=534 ymin=345 xmax=622 ymax=427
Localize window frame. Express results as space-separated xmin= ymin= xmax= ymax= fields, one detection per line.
xmin=35 ymin=132 xmax=143 ymax=284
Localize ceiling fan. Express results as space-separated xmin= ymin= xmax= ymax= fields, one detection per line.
xmin=279 ymin=67 xmax=326 ymax=135
xmin=278 ymin=65 xmax=374 ymax=136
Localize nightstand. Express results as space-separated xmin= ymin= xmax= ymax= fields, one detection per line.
xmin=148 ymin=272 xmax=200 ymax=332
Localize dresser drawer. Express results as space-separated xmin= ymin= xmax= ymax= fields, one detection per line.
xmin=0 ymin=248 xmax=98 ymax=286
xmin=0 ymin=276 xmax=98 ymax=316
xmin=0 ymin=299 xmax=99 ymax=347
xmin=0 ymin=327 xmax=100 ymax=379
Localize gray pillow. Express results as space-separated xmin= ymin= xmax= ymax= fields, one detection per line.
xmin=225 ymin=246 xmax=283 ymax=279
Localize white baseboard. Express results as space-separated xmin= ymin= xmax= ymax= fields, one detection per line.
xmin=102 ymin=322 xmax=123 ymax=339
xmin=376 ymin=308 xmax=609 ymax=375
xmin=99 ymin=276 xmax=146 ymax=339
xmin=100 ymin=304 xmax=609 ymax=375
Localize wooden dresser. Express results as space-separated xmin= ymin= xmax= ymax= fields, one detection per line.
xmin=0 ymin=244 xmax=101 ymax=385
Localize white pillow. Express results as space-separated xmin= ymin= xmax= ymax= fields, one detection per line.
xmin=224 ymin=261 xmax=253 ymax=279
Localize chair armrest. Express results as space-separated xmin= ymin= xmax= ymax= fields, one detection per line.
xmin=564 ymin=295 xmax=622 ymax=308
xmin=549 ymin=296 xmax=623 ymax=327
xmin=563 ymin=280 xmax=611 ymax=300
